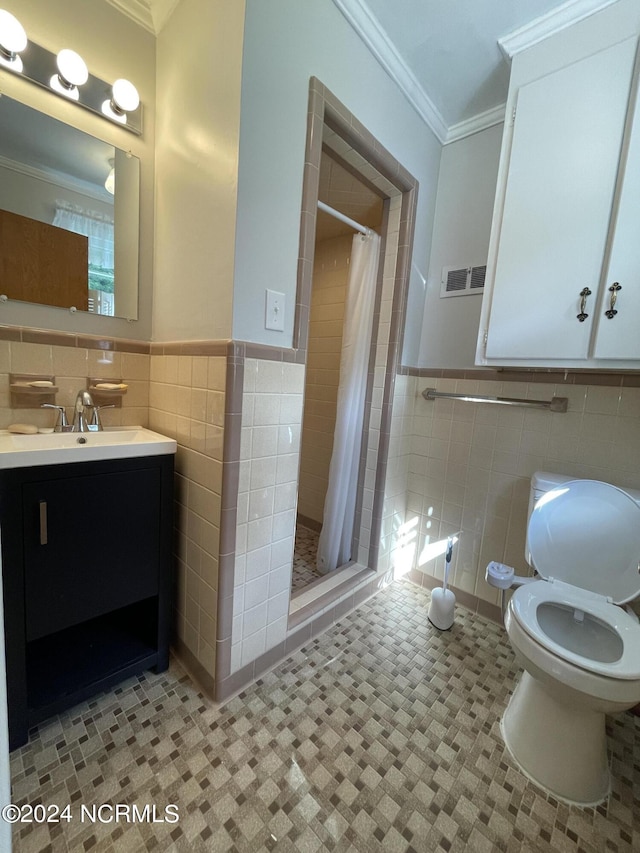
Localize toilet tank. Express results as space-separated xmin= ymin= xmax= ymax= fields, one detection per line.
xmin=525 ymin=471 xmax=640 ymax=566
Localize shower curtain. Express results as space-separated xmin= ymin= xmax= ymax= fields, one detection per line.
xmin=317 ymin=230 xmax=381 ymax=573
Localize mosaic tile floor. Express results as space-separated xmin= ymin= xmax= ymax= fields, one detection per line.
xmin=291 ymin=525 xmax=322 ymax=593
xmin=10 ymin=581 xmax=640 ymax=852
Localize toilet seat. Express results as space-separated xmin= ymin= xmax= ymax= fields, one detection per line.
xmin=527 ymin=479 xmax=640 ymax=603
xmin=510 ymin=580 xmax=640 ymax=679
xmin=511 ymin=479 xmax=640 ymax=680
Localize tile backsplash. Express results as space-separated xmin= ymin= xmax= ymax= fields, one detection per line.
xmin=0 ymin=339 xmax=149 ymax=429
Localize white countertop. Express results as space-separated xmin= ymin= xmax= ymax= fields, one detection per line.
xmin=0 ymin=427 xmax=177 ymax=469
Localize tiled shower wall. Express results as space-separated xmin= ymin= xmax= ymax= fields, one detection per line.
xmin=297 ymin=234 xmax=350 ymax=525
xmin=404 ymin=373 xmax=640 ymax=608
xmin=148 ymin=352 xmax=227 ymax=688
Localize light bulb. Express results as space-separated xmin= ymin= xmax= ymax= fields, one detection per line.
xmin=0 ymin=9 xmax=27 ymax=69
xmin=104 ymin=161 xmax=115 ymax=195
xmin=56 ymin=48 xmax=88 ymax=87
xmin=50 ymin=73 xmax=79 ymax=100
xmin=101 ymin=99 xmax=127 ymax=124
xmin=111 ymin=78 xmax=139 ymax=113
xmin=0 ymin=9 xmax=27 ymax=55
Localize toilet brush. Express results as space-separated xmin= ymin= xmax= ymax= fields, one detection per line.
xmin=428 ymin=535 xmax=456 ymax=630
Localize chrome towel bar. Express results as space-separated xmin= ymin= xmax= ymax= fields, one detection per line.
xmin=422 ymin=388 xmax=568 ymax=413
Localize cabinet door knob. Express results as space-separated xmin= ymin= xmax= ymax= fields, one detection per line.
xmin=577 ymin=287 xmax=592 ymax=322
xmin=605 ymin=282 xmax=621 ymax=319
xmin=39 ymin=500 xmax=48 ymax=545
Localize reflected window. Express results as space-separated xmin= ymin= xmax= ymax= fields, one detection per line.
xmin=52 ymin=200 xmax=114 ymax=315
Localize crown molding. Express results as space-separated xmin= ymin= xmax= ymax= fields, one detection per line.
xmin=331 ymin=0 xmax=448 ymax=143
xmin=106 ymin=0 xmax=155 ymax=34
xmin=105 ymin=0 xmax=180 ymax=35
xmin=333 ymin=0 xmax=622 ymax=144
xmin=445 ymin=103 xmax=506 ymax=144
xmin=498 ymin=0 xmax=620 ymax=60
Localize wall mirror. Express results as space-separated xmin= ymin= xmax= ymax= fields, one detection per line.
xmin=0 ymin=95 xmax=139 ymax=319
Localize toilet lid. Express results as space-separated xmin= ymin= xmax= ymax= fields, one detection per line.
xmin=528 ymin=480 xmax=640 ymax=604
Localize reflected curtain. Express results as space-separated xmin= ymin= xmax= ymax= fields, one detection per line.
xmin=53 ymin=200 xmax=114 ymax=269
xmin=317 ymin=230 xmax=381 ymax=573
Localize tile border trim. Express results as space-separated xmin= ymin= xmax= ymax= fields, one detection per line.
xmin=0 ymin=324 xmax=150 ymax=353
xmin=401 ymin=365 xmax=640 ymax=387
xmin=11 ymin=326 xmax=640 ymax=391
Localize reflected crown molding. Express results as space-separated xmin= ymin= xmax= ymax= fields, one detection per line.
xmin=0 ymin=153 xmax=110 ymax=204
xmin=105 ymin=0 xmax=180 ymax=35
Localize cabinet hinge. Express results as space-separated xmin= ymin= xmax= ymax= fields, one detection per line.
xmin=510 ymin=106 xmax=517 ymax=126
xmin=482 ymin=329 xmax=488 ymax=356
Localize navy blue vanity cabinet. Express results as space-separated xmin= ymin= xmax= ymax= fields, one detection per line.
xmin=0 ymin=454 xmax=174 ymax=750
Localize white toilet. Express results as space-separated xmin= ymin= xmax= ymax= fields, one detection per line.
xmin=495 ymin=472 xmax=640 ymax=806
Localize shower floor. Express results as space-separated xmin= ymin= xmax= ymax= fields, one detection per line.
xmin=291 ymin=524 xmax=323 ymax=592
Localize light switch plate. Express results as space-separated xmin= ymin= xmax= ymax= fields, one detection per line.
xmin=265 ymin=289 xmax=285 ymax=331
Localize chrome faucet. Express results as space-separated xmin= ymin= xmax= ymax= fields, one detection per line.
xmin=40 ymin=404 xmax=69 ymax=432
xmin=88 ymin=403 xmax=115 ymax=431
xmin=72 ymin=390 xmax=94 ymax=432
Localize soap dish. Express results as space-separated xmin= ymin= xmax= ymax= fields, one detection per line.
xmin=93 ymin=382 xmax=128 ymax=391
xmin=87 ymin=378 xmax=127 ymax=408
xmin=9 ymin=374 xmax=58 ymax=408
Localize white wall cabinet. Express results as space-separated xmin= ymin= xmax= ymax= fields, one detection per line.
xmin=592 ymin=60 xmax=640 ymax=360
xmin=477 ymin=36 xmax=640 ymax=368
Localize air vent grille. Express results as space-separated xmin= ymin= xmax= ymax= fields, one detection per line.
xmin=445 ymin=268 xmax=467 ymax=292
xmin=470 ymin=265 xmax=486 ymax=289
xmin=441 ymin=263 xmax=487 ymax=298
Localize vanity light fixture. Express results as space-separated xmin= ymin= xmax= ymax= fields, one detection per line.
xmin=49 ymin=49 xmax=88 ymax=101
xmin=0 ymin=8 xmax=26 ymax=72
xmin=0 ymin=9 xmax=142 ymax=134
xmin=101 ymin=78 xmax=140 ymax=125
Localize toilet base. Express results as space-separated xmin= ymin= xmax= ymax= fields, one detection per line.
xmin=501 ymin=671 xmax=610 ymax=806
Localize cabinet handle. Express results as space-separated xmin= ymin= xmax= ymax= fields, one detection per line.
xmin=39 ymin=501 xmax=48 ymax=546
xmin=576 ymin=287 xmax=592 ymax=322
xmin=605 ymin=282 xmax=621 ymax=319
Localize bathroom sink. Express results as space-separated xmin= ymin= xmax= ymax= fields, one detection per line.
xmin=0 ymin=428 xmax=177 ymax=469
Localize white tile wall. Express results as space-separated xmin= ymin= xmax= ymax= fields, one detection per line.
xmin=363 ymin=196 xmax=404 ymax=571
xmin=232 ymin=358 xmax=305 ymax=672
xmin=406 ymin=376 xmax=640 ymax=605
xmin=149 ymin=354 xmax=226 ymax=679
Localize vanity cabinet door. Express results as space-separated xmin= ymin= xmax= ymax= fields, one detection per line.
xmin=483 ymin=38 xmax=637 ymax=361
xmin=23 ymin=467 xmax=161 ymax=640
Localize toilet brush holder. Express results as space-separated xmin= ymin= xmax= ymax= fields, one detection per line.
xmin=428 ymin=535 xmax=457 ymax=630
xmin=428 ymin=587 xmax=456 ymax=630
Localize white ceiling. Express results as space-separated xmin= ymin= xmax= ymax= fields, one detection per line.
xmin=109 ymin=0 xmax=617 ymax=141
xmin=352 ymin=0 xmax=574 ymax=127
